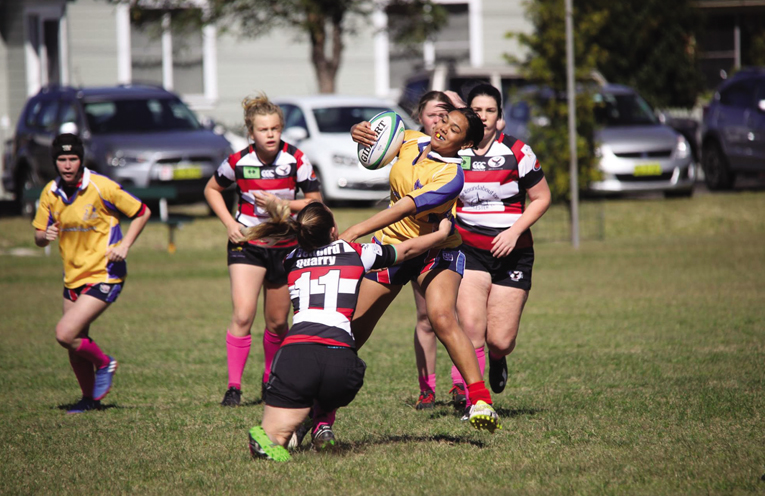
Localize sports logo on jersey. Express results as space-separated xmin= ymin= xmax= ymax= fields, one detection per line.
xmin=533 ymin=159 xmax=541 ymax=171
xmin=99 ymin=284 xmax=110 ymax=294
xmin=261 ymin=169 xmax=276 ymax=179
xmin=413 ymin=179 xmax=423 ymax=190
xmin=472 ymin=161 xmax=486 ymax=171
xmin=510 ymin=270 xmax=523 ymax=282
xmin=82 ymin=204 xmax=98 ymax=221
xmin=461 ymin=156 xmax=472 ymax=170
xmin=276 ymin=164 xmax=291 ymax=176
xmin=243 ymin=166 xmax=260 ymax=179
xmin=489 ymin=156 xmax=506 ymax=168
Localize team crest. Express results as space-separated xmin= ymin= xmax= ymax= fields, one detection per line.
xmin=62 ymin=144 xmax=72 ymax=151
xmin=510 ymin=270 xmax=523 ymax=282
xmin=488 ymin=156 xmax=505 ymax=168
xmin=275 ymin=164 xmax=291 ymax=176
xmin=99 ymin=284 xmax=110 ymax=294
xmin=82 ymin=204 xmax=98 ymax=221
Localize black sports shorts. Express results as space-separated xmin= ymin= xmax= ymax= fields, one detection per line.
xmin=264 ymin=344 xmax=366 ymax=411
xmin=227 ymin=242 xmax=292 ymax=285
xmin=461 ymin=244 xmax=534 ymax=290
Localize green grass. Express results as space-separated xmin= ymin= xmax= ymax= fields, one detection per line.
xmin=1 ymin=192 xmax=764 ymax=495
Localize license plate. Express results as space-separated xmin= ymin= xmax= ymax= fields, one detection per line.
xmin=633 ymin=164 xmax=662 ymax=176
xmin=159 ymin=164 xmax=204 ymax=181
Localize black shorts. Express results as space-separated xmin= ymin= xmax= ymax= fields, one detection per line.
xmin=226 ymin=242 xmax=292 ymax=285
xmin=265 ymin=344 xmax=366 ymax=411
xmin=63 ymin=282 xmax=123 ymax=303
xmin=461 ymin=244 xmax=534 ymax=290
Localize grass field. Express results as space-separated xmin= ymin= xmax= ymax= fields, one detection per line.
xmin=1 ymin=192 xmax=764 ymax=495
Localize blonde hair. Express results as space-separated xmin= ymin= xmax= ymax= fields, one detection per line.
xmin=242 ymin=92 xmax=284 ymax=136
xmin=242 ymin=199 xmax=334 ymax=252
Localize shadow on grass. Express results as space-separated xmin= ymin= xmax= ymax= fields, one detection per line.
xmin=55 ymin=402 xmax=122 ymax=412
xmin=419 ymin=405 xmax=543 ymax=420
xmin=296 ymin=433 xmax=487 ymax=456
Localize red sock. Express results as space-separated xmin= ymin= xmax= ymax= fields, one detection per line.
xmin=262 ymin=328 xmax=284 ymax=383
xmin=226 ymin=331 xmax=251 ymax=389
xmin=466 ymin=381 xmax=492 ymax=405
xmin=74 ymin=338 xmax=110 ymax=369
xmin=68 ymin=350 xmax=95 ymax=399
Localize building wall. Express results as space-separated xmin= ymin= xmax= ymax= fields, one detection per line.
xmin=66 ymin=0 xmax=119 ymax=87
xmin=211 ymin=15 xmax=378 ymax=128
xmin=483 ymin=0 xmax=530 ymax=66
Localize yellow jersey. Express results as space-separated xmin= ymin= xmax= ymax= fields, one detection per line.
xmin=32 ymin=168 xmax=144 ymax=288
xmin=374 ymin=130 xmax=463 ymax=249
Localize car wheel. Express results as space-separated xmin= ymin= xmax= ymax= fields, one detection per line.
xmin=702 ymin=141 xmax=735 ymax=191
xmin=14 ymin=165 xmax=38 ymax=218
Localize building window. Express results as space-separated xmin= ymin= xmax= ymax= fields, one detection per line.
xmin=24 ymin=6 xmax=69 ymax=96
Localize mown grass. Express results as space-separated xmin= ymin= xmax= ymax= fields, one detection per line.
xmin=0 ymin=192 xmax=764 ymax=495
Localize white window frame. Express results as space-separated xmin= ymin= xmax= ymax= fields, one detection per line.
xmin=116 ymin=1 xmax=218 ymax=110
xmin=24 ymin=4 xmax=69 ymax=97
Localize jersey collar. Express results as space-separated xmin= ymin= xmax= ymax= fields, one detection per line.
xmin=52 ymin=167 xmax=91 ymax=203
xmin=413 ymin=135 xmax=462 ymax=165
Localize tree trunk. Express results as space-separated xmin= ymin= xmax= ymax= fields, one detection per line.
xmin=308 ymin=11 xmax=343 ymax=93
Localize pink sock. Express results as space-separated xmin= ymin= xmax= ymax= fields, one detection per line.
xmin=418 ymin=373 xmax=436 ymax=393
xmin=313 ymin=404 xmax=337 ymax=434
xmin=68 ymin=350 xmax=95 ymax=399
xmin=451 ymin=346 xmax=486 ymax=406
xmin=74 ymin=338 xmax=110 ymax=369
xmin=262 ymin=328 xmax=284 ymax=383
xmin=226 ymin=331 xmax=251 ymax=389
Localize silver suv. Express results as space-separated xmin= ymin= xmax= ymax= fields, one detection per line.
xmin=3 ymin=84 xmax=232 ymax=213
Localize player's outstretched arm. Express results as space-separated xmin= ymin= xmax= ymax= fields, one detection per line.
xmin=393 ymin=217 xmax=452 ymax=264
xmin=339 ymin=196 xmax=416 ymax=243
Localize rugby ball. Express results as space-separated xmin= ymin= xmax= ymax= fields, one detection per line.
xmin=357 ymin=111 xmax=405 ymax=170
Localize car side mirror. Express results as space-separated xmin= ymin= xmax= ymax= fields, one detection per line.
xmin=758 ymin=99 xmax=765 ymax=113
xmin=59 ymin=122 xmax=79 ymax=135
xmin=283 ymin=126 xmax=308 ymax=143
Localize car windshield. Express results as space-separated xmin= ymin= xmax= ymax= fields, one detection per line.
xmin=83 ymin=98 xmax=201 ymax=134
xmin=593 ymin=92 xmax=657 ymax=126
xmin=312 ymin=106 xmax=391 ymax=133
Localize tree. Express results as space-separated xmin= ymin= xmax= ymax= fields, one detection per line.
xmin=207 ymin=0 xmax=446 ymax=94
xmin=506 ymin=0 xmax=605 ymax=203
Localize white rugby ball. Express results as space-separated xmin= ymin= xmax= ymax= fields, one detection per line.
xmin=357 ymin=111 xmax=406 ymax=170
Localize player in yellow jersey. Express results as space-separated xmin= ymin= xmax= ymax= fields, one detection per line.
xmin=32 ymin=134 xmax=151 ymax=413
xmin=340 ymin=104 xmax=500 ymax=432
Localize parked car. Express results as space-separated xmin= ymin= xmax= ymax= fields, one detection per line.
xmin=2 ymin=84 xmax=233 ymax=214
xmin=398 ymin=63 xmax=527 ymax=116
xmin=504 ymin=84 xmax=696 ymax=196
xmin=272 ymin=95 xmax=417 ymax=204
xmin=700 ymin=67 xmax=765 ymax=190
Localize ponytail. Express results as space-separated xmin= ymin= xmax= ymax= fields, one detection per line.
xmin=241 ymin=200 xmax=334 ymax=252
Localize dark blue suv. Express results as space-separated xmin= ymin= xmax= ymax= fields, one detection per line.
xmin=3 ymin=84 xmax=232 ymax=214
xmin=700 ymin=68 xmax=765 ymax=190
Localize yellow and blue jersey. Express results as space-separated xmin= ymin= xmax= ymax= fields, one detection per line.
xmin=32 ymin=168 xmax=144 ymax=288
xmin=374 ymin=130 xmax=463 ymax=249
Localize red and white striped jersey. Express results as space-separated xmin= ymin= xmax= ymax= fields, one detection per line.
xmin=282 ymin=240 xmax=397 ymax=348
xmin=214 ymin=141 xmax=321 ymax=247
xmin=456 ymin=133 xmax=544 ymax=251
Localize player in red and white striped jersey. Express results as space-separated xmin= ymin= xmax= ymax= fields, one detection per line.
xmin=452 ymin=84 xmax=551 ymax=412
xmin=243 ymin=201 xmax=452 ymax=460
xmin=204 ymin=93 xmax=322 ymax=407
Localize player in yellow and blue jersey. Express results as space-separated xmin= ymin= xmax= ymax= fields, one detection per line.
xmin=339 ymin=104 xmax=501 ymax=433
xmin=32 ymin=134 xmax=151 ymax=414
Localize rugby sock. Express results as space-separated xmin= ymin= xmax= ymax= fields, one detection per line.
xmin=226 ymin=331 xmax=251 ymax=389
xmin=74 ymin=337 xmax=110 ymax=369
xmin=312 ymin=406 xmax=337 ymax=434
xmin=489 ymin=350 xmax=503 ymax=362
xmin=418 ymin=373 xmax=436 ymax=393
xmin=451 ymin=346 xmax=486 ymax=405
xmin=466 ymin=381 xmax=492 ymax=405
xmin=68 ymin=350 xmax=95 ymax=399
xmin=262 ymin=328 xmax=284 ymax=383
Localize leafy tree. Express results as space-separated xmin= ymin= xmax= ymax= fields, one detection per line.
xmin=506 ymin=0 xmax=605 ymax=203
xmin=207 ymin=0 xmax=446 ymax=94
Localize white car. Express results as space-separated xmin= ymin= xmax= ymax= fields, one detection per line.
xmin=272 ymin=95 xmax=417 ymax=204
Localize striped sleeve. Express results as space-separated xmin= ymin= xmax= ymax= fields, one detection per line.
xmin=294 ymin=148 xmax=321 ymax=193
xmin=214 ymin=152 xmax=239 ymax=188
xmin=512 ymin=139 xmax=544 ymax=189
